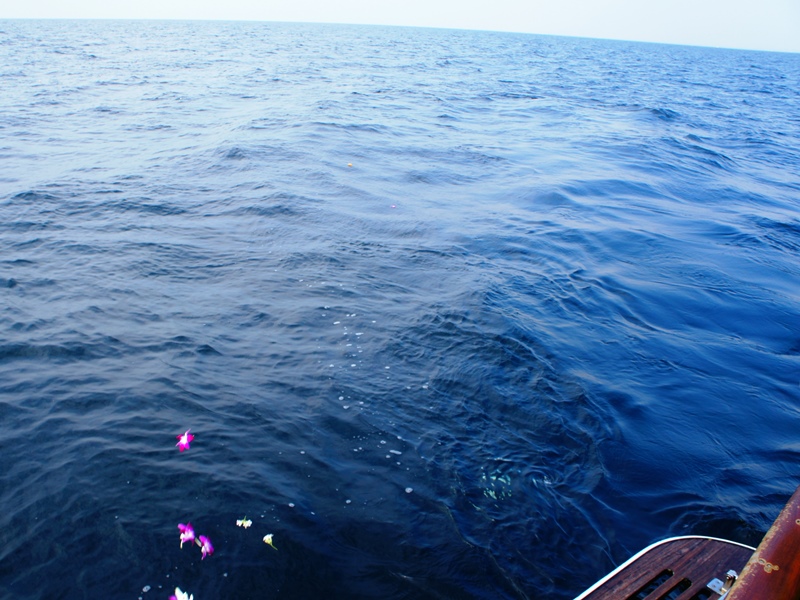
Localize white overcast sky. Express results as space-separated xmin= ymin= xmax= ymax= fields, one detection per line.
xmin=3 ymin=0 xmax=799 ymax=53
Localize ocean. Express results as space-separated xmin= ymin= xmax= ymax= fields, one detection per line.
xmin=0 ymin=19 xmax=798 ymax=600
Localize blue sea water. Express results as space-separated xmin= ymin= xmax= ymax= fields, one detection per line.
xmin=1 ymin=18 xmax=799 ymax=599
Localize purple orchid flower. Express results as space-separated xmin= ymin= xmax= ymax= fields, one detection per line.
xmin=176 ymin=429 xmax=194 ymax=452
xmin=178 ymin=523 xmax=195 ymax=548
xmin=197 ymin=535 xmax=214 ymax=560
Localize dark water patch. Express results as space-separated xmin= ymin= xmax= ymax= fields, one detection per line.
xmin=0 ymin=219 xmax=61 ymax=232
xmin=753 ymin=216 xmax=800 ymax=253
xmin=10 ymin=190 xmax=60 ymax=202
xmin=196 ymin=343 xmax=222 ymax=355
xmin=313 ymin=121 xmax=395 ymax=136
xmin=221 ymin=145 xmax=250 ymax=161
xmin=358 ymin=285 xmax=617 ymax=590
xmin=690 ymin=220 xmax=766 ymax=250
xmin=564 ymin=177 xmax=665 ymax=202
xmin=650 ymin=106 xmax=680 ymax=121
xmin=104 ymin=197 xmax=190 ymax=216
xmin=493 ymin=91 xmax=540 ymax=101
xmin=124 ymin=123 xmax=175 ymax=132
xmin=0 ymin=341 xmax=104 ymax=362
xmin=218 ymin=192 xmax=318 ymax=218
xmin=405 ymin=168 xmax=479 ymax=186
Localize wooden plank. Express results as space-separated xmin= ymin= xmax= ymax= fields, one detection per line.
xmin=575 ymin=536 xmax=754 ymax=600
xmin=726 ymin=485 xmax=800 ymax=600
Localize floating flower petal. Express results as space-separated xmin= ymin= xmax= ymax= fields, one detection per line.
xmin=263 ymin=534 xmax=277 ymax=550
xmin=170 ymin=587 xmax=194 ymax=600
xmin=176 ymin=429 xmax=194 ymax=452
xmin=197 ymin=535 xmax=214 ymax=559
xmin=236 ymin=517 xmax=252 ymax=529
xmin=178 ymin=523 xmax=195 ymax=548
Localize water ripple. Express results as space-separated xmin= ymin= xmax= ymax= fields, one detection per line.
xmin=1 ymin=19 xmax=799 ymax=600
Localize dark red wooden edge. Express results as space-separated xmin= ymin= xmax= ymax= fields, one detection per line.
xmin=726 ymin=485 xmax=800 ymax=600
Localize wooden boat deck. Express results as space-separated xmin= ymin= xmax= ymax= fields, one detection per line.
xmin=575 ymin=536 xmax=755 ymax=600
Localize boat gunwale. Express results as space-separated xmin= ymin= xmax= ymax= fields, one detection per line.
xmin=573 ymin=535 xmax=757 ymax=600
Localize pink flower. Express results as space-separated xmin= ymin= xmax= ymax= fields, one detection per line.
xmin=176 ymin=429 xmax=194 ymax=452
xmin=197 ymin=535 xmax=214 ymax=560
xmin=178 ymin=523 xmax=195 ymax=548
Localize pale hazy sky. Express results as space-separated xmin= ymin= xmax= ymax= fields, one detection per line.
xmin=3 ymin=0 xmax=799 ymax=53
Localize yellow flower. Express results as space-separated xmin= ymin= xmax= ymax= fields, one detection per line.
xmin=263 ymin=534 xmax=277 ymax=550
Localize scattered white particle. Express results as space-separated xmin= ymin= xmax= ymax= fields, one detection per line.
xmin=224 ymin=572 xmax=228 ymax=577
xmin=351 ymin=363 xmax=356 ymax=367
xmin=422 ymin=384 xmax=429 ymax=389
xmin=343 ymin=405 xmax=349 ymax=409
xmin=405 ymin=487 xmax=413 ymax=494
xmin=385 ymin=366 xmax=390 ymax=369
xmin=333 ymin=321 xmax=340 ymax=325
xmin=355 ymin=332 xmax=363 ymax=336
xmin=345 ymin=499 xmax=351 ymax=504
xmin=300 ymin=450 xmax=305 ymax=454
xmin=142 ymin=586 xmax=151 ymax=593
xmin=380 ymin=440 xmax=387 ymax=444
xmin=289 ymin=503 xmax=295 ymax=508
xmin=390 ymin=450 xmax=402 ymax=455
xmin=339 ymin=396 xmax=344 ymax=400
xmin=329 ymin=364 xmax=334 ymax=367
